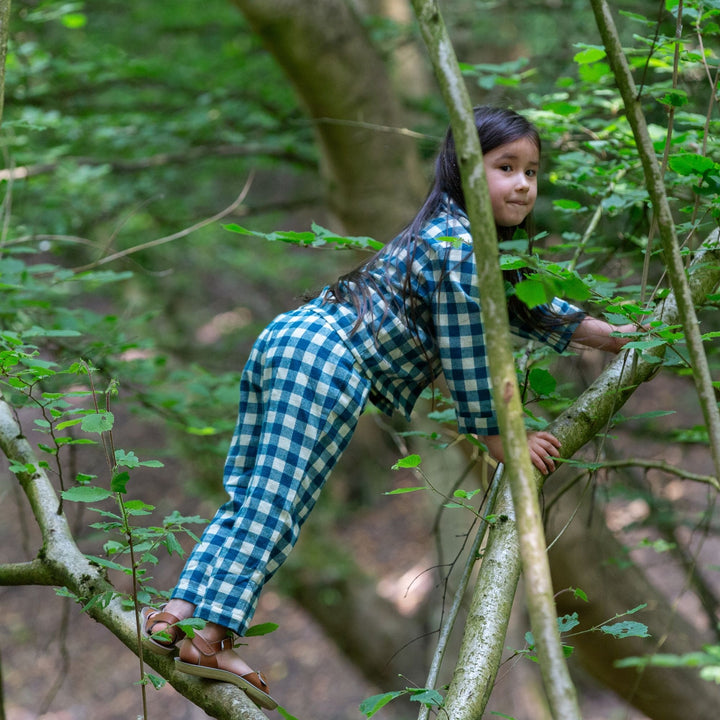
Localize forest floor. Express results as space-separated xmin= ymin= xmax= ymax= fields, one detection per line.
xmin=2 ymin=361 xmax=715 ymax=720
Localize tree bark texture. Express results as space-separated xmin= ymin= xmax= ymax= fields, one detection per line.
xmin=232 ymin=0 xmax=427 ymax=238
xmin=444 ymin=235 xmax=720 ymax=720
xmin=0 ymin=396 xmax=269 ymax=720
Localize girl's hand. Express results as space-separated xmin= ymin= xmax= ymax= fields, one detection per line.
xmin=571 ymin=317 xmax=639 ymax=354
xmin=480 ymin=431 xmax=561 ymax=474
xmin=527 ymin=431 xmax=561 ymax=474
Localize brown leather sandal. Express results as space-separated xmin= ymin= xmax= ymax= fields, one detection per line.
xmin=175 ymin=634 xmax=278 ymax=711
xmin=141 ymin=606 xmax=186 ymax=656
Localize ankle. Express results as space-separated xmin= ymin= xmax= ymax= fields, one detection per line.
xmin=164 ymin=598 xmax=195 ymax=620
xmin=197 ymin=621 xmax=233 ymax=644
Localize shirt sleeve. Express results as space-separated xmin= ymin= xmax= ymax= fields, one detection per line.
xmin=427 ymin=240 xmax=584 ymax=436
xmin=426 ymin=239 xmax=500 ymax=436
xmin=510 ymin=297 xmax=585 ymax=352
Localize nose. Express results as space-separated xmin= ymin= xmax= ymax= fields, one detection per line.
xmin=515 ymin=173 xmax=530 ymax=191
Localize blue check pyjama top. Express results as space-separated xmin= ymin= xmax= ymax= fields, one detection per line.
xmin=172 ymin=196 xmax=584 ymax=634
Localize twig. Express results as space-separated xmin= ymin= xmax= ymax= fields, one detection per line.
xmin=417 ymin=464 xmax=504 ymax=720
xmin=576 ymin=457 xmax=720 ymax=492
xmin=71 ymin=173 xmax=254 ymax=272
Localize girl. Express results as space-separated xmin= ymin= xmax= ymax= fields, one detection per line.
xmin=142 ymin=106 xmax=634 ymax=709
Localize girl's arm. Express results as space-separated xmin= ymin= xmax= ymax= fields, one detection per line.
xmin=480 ymin=431 xmax=561 ymax=474
xmin=570 ymin=316 xmax=637 ymax=354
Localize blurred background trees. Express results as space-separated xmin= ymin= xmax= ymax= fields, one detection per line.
xmin=1 ymin=1 xmax=719 ymax=719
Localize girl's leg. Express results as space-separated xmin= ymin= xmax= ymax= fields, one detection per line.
xmin=170 ymin=309 xmax=369 ymax=638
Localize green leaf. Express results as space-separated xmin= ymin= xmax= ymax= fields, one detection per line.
xmin=668 ymin=153 xmax=715 ymax=176
xmin=144 ymin=672 xmax=166 ymax=690
xmin=55 ymin=418 xmax=83 ymax=431
xmin=111 ymin=471 xmax=130 ymax=493
xmin=62 ymin=486 xmax=114 ymax=503
xmin=543 ymin=101 xmax=581 ymax=116
xmin=163 ymin=533 xmax=184 ymax=556
xmin=81 ymin=412 xmax=114 ymax=434
xmin=558 ymin=612 xmax=580 ymax=633
xmin=115 ymin=449 xmax=164 ymax=468
xmin=699 ymin=666 xmax=720 ymax=684
xmin=245 ymin=622 xmax=279 ymax=637
xmin=408 ymin=688 xmax=444 ymax=707
xmin=600 ymin=620 xmax=651 ymax=638
xmin=392 ymin=454 xmax=422 ymax=469
xmin=500 ymin=254 xmax=530 ymax=270
xmin=175 ymin=618 xmax=207 ymax=637
xmin=657 ymin=89 xmax=688 ymax=107
xmin=359 ymin=691 xmax=405 ymax=717
xmin=123 ymin=499 xmax=154 ymax=515
xmin=573 ymin=46 xmax=607 ymax=64
xmin=515 ymin=278 xmax=551 ymax=308
xmin=384 ymin=486 xmax=427 ymax=495
xmin=553 ymin=199 xmax=584 ymax=210
xmin=61 ymin=13 xmax=88 ymax=29
xmin=277 ymin=707 xmax=301 ymax=720
xmin=624 ymin=339 xmax=666 ymax=351
xmin=453 ymin=488 xmax=484 ymax=499
xmin=86 ymin=555 xmax=130 ymax=573
xmin=528 ymin=367 xmax=557 ymax=395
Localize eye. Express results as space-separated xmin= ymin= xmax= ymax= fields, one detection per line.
xmin=499 ymin=164 xmax=513 ymax=172
xmin=526 ymin=169 xmax=537 ymax=177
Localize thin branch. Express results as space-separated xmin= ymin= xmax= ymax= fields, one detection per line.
xmin=0 ymin=144 xmax=315 ymax=182
xmin=417 ymin=464 xmax=504 ymax=720
xmin=577 ymin=458 xmax=720 ymax=492
xmin=71 ymin=174 xmax=254 ymax=272
xmin=590 ymin=0 xmax=720 ymax=484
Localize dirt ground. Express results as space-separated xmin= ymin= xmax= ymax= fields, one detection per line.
xmin=2 ymin=362 xmax=716 ymax=720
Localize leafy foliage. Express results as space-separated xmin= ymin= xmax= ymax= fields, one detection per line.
xmin=2 ymin=0 xmax=720 ymax=718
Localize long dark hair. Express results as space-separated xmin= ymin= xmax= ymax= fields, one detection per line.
xmin=324 ymin=106 xmax=576 ymax=334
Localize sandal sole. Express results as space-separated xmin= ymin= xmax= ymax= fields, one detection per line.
xmin=175 ymin=658 xmax=278 ymax=710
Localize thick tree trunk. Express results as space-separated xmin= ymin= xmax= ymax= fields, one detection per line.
xmin=232 ymin=0 xmax=427 ymax=239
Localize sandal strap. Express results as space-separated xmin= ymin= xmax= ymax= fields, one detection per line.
xmin=242 ymin=670 xmax=270 ymax=692
xmin=143 ymin=607 xmax=185 ymax=644
xmin=146 ymin=610 xmax=181 ymax=631
xmin=185 ymin=633 xmax=234 ymax=668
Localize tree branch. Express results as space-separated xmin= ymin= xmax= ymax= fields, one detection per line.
xmin=589 ymin=0 xmax=720 ymax=482
xmin=563 ymin=458 xmax=720 ymax=492
xmin=0 ymin=144 xmax=315 ymax=183
xmin=0 ymin=560 xmax=58 ymax=586
xmin=409 ymin=1 xmax=582 ymax=717
xmin=0 ymin=396 xmax=271 ymax=720
xmin=453 ymin=236 xmax=720 ymax=719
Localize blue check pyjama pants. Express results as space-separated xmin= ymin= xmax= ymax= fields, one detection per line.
xmin=172 ymin=306 xmax=371 ymax=635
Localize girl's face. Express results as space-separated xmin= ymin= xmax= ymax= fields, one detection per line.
xmin=482 ymin=136 xmax=539 ymax=227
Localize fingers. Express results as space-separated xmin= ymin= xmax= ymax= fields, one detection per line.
xmin=528 ymin=431 xmax=561 ymax=474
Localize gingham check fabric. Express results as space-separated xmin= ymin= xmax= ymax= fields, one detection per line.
xmin=172 ymin=307 xmax=371 ymax=633
xmin=314 ymin=194 xmax=583 ymax=435
xmin=172 ymin=195 xmax=583 ymax=633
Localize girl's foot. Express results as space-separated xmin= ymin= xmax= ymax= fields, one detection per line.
xmin=141 ymin=599 xmax=195 ymax=655
xmin=176 ymin=630 xmax=278 ymax=710
xmin=141 ymin=606 xmax=186 ymax=655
